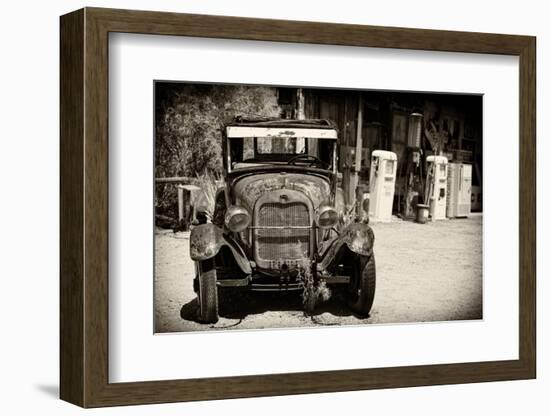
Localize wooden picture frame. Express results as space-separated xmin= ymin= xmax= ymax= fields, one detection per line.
xmin=60 ymin=7 xmax=536 ymax=408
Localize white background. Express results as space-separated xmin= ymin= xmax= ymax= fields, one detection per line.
xmin=0 ymin=0 xmax=546 ymax=414
xmin=109 ymin=34 xmax=519 ymax=382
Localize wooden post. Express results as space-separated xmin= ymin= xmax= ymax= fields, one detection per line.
xmin=296 ymin=88 xmax=311 ymax=155
xmin=177 ymin=184 xmax=185 ymax=221
xmin=296 ymin=88 xmax=305 ymax=120
xmin=353 ymin=93 xmax=364 ymax=212
xmin=342 ymin=98 xmax=351 ymax=206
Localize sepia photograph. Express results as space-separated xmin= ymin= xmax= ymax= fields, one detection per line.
xmin=153 ymin=82 xmax=483 ymax=333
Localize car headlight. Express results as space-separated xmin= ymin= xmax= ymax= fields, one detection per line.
xmin=316 ymin=204 xmax=338 ymax=229
xmin=224 ymin=205 xmax=251 ymax=232
xmin=362 ymin=194 xmax=370 ymax=213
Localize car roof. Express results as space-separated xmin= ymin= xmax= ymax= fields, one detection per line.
xmin=225 ymin=117 xmax=338 ymax=130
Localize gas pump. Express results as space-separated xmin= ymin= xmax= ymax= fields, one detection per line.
xmin=368 ymin=150 xmax=397 ymax=222
xmin=401 ymin=112 xmax=424 ymax=219
xmin=447 ymin=163 xmax=472 ymax=218
xmin=425 ymin=155 xmax=448 ymax=220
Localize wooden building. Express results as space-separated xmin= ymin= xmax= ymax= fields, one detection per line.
xmin=277 ymin=87 xmax=483 ymax=212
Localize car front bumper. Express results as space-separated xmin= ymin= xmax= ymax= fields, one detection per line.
xmin=216 ymin=274 xmax=350 ymax=291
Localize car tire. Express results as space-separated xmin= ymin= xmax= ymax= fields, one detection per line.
xmin=197 ymin=266 xmax=219 ymax=324
xmin=347 ymin=254 xmax=376 ymax=317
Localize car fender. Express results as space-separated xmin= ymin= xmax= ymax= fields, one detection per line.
xmin=341 ymin=222 xmax=375 ymax=256
xmin=189 ymin=223 xmax=252 ymax=274
xmin=318 ymin=222 xmax=374 ymax=271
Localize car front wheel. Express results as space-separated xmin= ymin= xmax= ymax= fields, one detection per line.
xmin=347 ymin=254 xmax=376 ymax=317
xmin=197 ymin=262 xmax=219 ymax=324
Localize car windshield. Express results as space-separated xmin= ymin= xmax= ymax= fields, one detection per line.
xmin=228 ymin=136 xmax=336 ymax=172
xmin=255 ymin=137 xmax=307 ymax=155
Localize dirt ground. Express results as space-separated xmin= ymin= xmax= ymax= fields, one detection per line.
xmin=154 ymin=214 xmax=482 ymax=333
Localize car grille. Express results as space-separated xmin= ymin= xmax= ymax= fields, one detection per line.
xmin=255 ymin=202 xmax=310 ymax=264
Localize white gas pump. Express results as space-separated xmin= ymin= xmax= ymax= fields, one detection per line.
xmin=447 ymin=163 xmax=472 ymax=218
xmin=425 ymin=155 xmax=448 ymax=220
xmin=368 ymin=150 xmax=397 ymax=222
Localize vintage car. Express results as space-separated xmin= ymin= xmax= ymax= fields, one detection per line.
xmin=189 ymin=118 xmax=375 ymax=323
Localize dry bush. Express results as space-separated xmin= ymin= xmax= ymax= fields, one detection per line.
xmin=295 ymin=245 xmax=331 ymax=314
xmin=194 ymin=170 xmax=221 ymax=221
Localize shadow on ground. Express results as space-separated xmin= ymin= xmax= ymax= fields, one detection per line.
xmin=180 ymin=288 xmax=368 ymax=324
xmin=35 ymin=384 xmax=58 ymax=399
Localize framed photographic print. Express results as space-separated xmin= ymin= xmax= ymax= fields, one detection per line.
xmin=60 ymin=7 xmax=536 ymax=408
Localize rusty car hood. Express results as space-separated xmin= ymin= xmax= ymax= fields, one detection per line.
xmin=232 ymin=172 xmax=330 ymax=212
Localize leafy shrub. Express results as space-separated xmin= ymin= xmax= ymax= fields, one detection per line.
xmin=155 ymin=84 xmax=280 ymax=218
